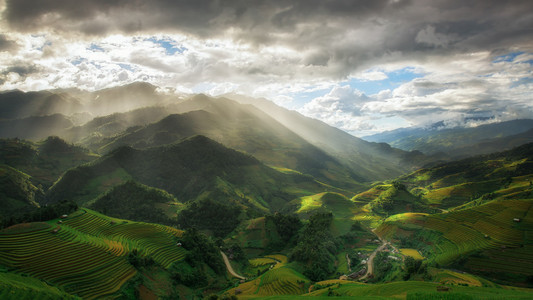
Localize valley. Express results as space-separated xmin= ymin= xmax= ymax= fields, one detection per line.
xmin=1 ymin=86 xmax=533 ymax=299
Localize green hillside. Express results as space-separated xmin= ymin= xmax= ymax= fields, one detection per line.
xmin=0 ymin=165 xmax=43 ymax=216
xmin=47 ymin=135 xmax=330 ymax=214
xmin=89 ymin=180 xmax=181 ymax=225
xmin=92 ymin=96 xmax=367 ymax=190
xmin=0 ymin=137 xmax=98 ymax=188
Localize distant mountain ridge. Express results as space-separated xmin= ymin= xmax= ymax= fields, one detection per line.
xmin=363 ymin=119 xmax=533 ymax=158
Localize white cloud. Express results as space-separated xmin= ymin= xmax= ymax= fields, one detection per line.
xmin=299 ymin=85 xmax=372 ymax=133
xmin=353 ymin=70 xmax=388 ymax=81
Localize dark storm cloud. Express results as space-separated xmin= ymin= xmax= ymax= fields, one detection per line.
xmin=3 ymin=65 xmax=40 ymax=77
xmin=0 ymin=34 xmax=17 ymax=52
xmin=4 ymin=0 xmax=533 ymax=73
xmin=3 ymin=0 xmax=390 ymax=35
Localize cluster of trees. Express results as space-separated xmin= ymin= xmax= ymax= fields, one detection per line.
xmin=220 ymin=242 xmax=246 ymax=263
xmin=290 ymin=212 xmax=339 ymax=281
xmin=177 ymin=199 xmax=241 ymax=237
xmin=266 ymin=213 xmax=302 ymax=243
xmin=373 ymin=252 xmax=395 ymax=281
xmin=169 ymin=227 xmax=226 ymax=288
xmin=403 ymin=256 xmax=428 ymax=280
xmin=127 ymin=249 xmax=155 ymax=269
xmin=90 ymin=180 xmax=177 ymax=226
xmin=0 ymin=200 xmax=78 ymax=229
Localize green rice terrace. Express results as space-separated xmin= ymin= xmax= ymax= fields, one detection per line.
xmin=0 ymin=209 xmax=185 ymax=299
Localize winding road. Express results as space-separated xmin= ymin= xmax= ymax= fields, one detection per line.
xmin=358 ymin=240 xmax=388 ymax=280
xmin=220 ymin=251 xmax=246 ymax=280
xmin=358 ymin=230 xmax=400 ymax=281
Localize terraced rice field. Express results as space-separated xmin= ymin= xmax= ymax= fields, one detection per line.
xmin=227 ymin=266 xmax=309 ymax=297
xmin=306 ymin=280 xmax=533 ymax=299
xmin=465 ymin=245 xmax=533 ymax=276
xmin=400 ymin=248 xmax=424 ymax=260
xmin=432 ymin=269 xmax=483 ymax=286
xmin=0 ymin=208 xmax=186 ymax=299
xmin=257 ymin=267 xmax=308 ymax=296
xmin=376 ymin=199 xmax=533 ymax=266
xmin=0 ymin=271 xmax=79 ymax=300
xmin=249 ymin=257 xmax=278 ymax=267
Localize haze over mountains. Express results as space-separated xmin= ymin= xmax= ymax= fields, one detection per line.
xmin=0 ymin=83 xmax=429 ymax=186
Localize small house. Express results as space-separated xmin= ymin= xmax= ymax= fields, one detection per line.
xmin=60 ymin=214 xmax=68 ymax=219
xmin=176 ymin=242 xmax=182 ymax=247
xmin=513 ymin=218 xmax=521 ymax=222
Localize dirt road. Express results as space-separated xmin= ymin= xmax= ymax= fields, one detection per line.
xmin=220 ymin=251 xmax=245 ymax=280
xmin=358 ymin=241 xmax=388 ymax=280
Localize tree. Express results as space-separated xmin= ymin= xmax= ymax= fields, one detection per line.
xmin=403 ymin=256 xmax=422 ymax=279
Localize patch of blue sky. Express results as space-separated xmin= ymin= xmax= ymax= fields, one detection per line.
xmin=118 ymin=63 xmax=134 ymax=71
xmin=146 ymin=37 xmax=187 ymax=55
xmin=518 ymin=58 xmax=533 ymax=65
xmin=289 ymin=67 xmax=423 ymax=109
xmin=88 ymin=44 xmax=104 ymax=52
xmin=346 ymin=67 xmax=424 ymax=95
xmin=71 ymin=57 xmax=87 ymax=66
xmin=493 ymin=51 xmax=524 ymax=63
xmin=288 ymin=87 xmax=332 ymax=109
xmin=510 ymin=77 xmax=533 ymax=88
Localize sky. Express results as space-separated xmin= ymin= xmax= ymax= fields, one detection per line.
xmin=0 ymin=0 xmax=532 ymax=136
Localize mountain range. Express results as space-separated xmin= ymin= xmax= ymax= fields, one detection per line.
xmin=1 ymin=82 xmax=532 ymax=299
